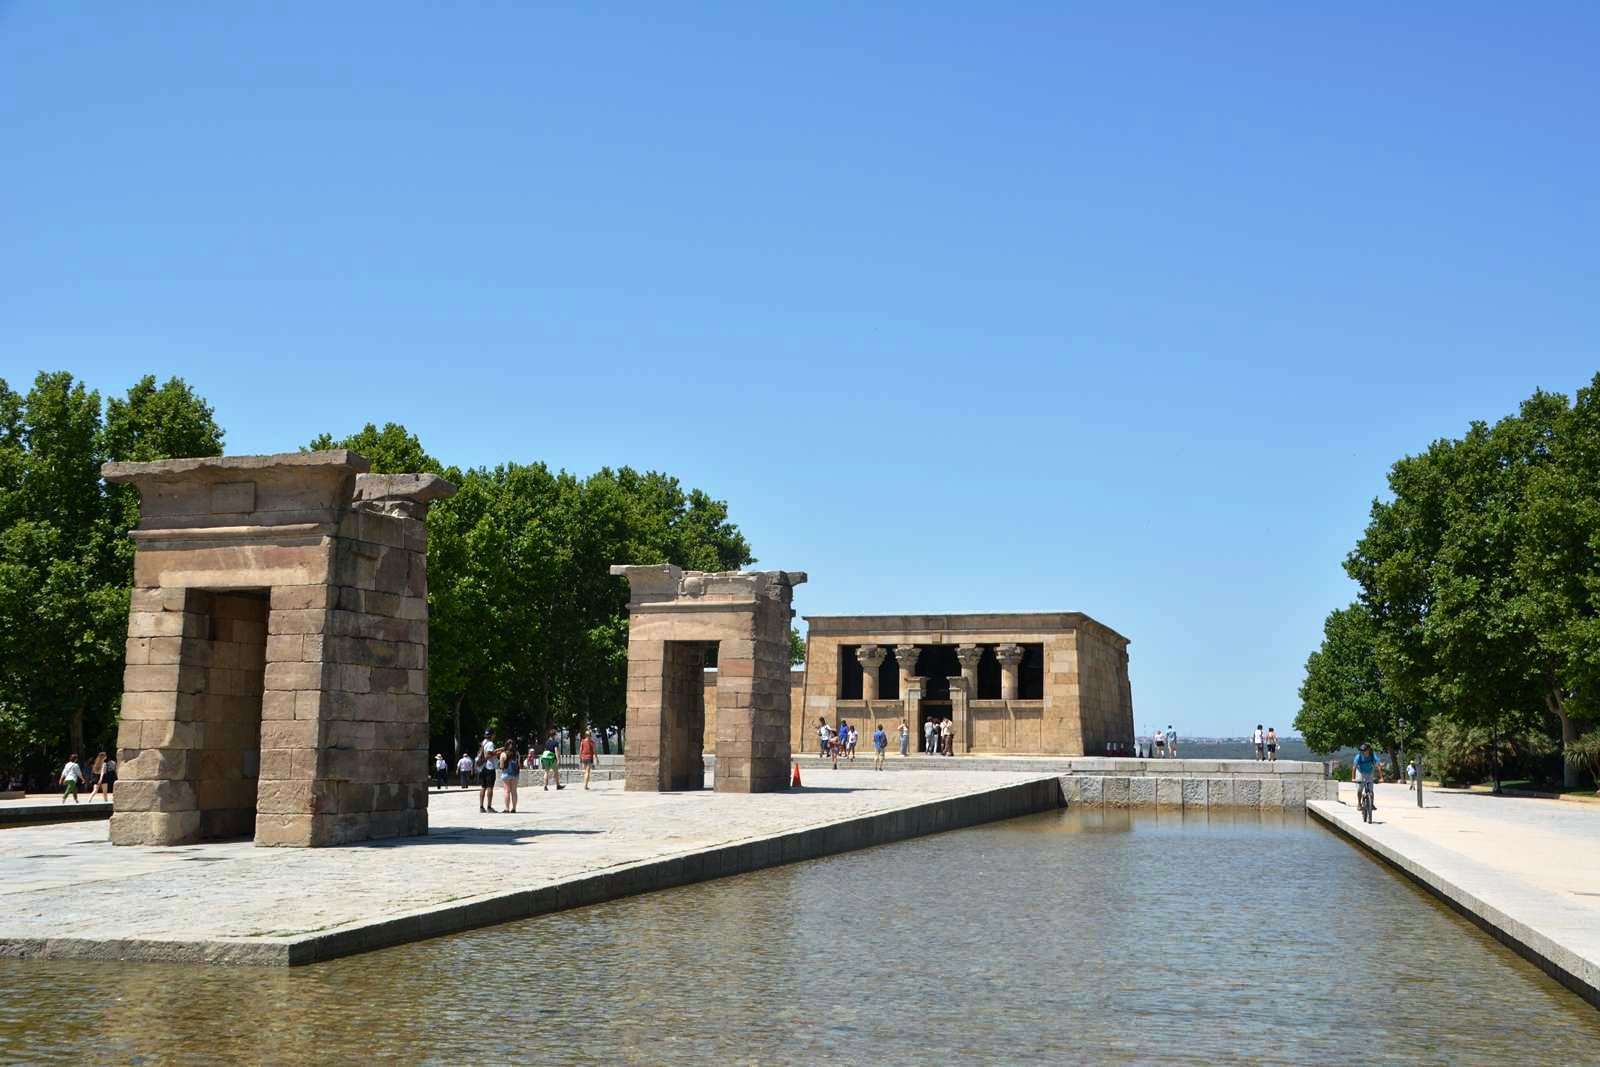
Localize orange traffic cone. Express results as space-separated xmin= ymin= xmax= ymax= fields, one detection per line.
xmin=791 ymin=761 xmax=802 ymax=788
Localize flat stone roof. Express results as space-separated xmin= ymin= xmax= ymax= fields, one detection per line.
xmin=102 ymin=449 xmax=369 ymax=482
xmin=802 ymin=612 xmax=1129 ymax=645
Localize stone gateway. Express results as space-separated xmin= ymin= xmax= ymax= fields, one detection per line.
xmin=104 ymin=451 xmax=454 ymax=847
xmin=610 ymin=565 xmax=806 ymax=793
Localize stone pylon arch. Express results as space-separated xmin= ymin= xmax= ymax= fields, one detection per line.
xmin=610 ymin=565 xmax=806 ymax=793
xmin=103 ymin=451 xmax=453 ymax=847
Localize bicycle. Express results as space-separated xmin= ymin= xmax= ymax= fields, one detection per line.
xmin=1357 ymin=778 xmax=1375 ymax=823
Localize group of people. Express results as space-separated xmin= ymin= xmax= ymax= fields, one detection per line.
xmin=1251 ymin=725 xmax=1280 ymax=761
xmin=438 ymin=728 xmax=602 ymax=814
xmin=1145 ymin=726 xmax=1180 ymax=758
xmin=56 ymin=752 xmax=116 ymax=803
xmin=816 ymin=716 xmax=959 ymax=765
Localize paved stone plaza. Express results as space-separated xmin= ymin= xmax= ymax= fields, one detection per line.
xmin=0 ymin=769 xmax=1053 ymax=965
xmin=1311 ymin=784 xmax=1600 ymax=1005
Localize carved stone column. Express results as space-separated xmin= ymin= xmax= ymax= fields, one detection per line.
xmin=996 ymin=643 xmax=1023 ymax=701
xmin=955 ymin=644 xmax=982 ymax=699
xmin=893 ymin=644 xmax=920 ymax=728
xmin=953 ymin=644 xmax=983 ymax=755
xmin=857 ymin=644 xmax=886 ymax=702
xmin=894 ymin=644 xmax=920 ymax=688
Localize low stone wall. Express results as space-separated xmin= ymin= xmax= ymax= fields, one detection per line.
xmin=1061 ymin=773 xmax=1336 ymax=809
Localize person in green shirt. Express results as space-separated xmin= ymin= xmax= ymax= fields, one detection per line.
xmin=539 ymin=746 xmax=563 ymax=790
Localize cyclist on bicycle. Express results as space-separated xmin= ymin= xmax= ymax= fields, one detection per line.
xmin=1353 ymin=742 xmax=1380 ymax=810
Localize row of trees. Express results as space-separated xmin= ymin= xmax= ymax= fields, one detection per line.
xmin=0 ymin=373 xmax=225 ymax=768
xmin=1297 ymin=376 xmax=1600 ymax=788
xmin=0 ymin=369 xmax=775 ymax=779
xmin=306 ymin=423 xmax=776 ymax=754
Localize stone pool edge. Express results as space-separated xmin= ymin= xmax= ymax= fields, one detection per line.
xmin=0 ymin=776 xmax=1064 ymax=968
xmin=1307 ymin=800 xmax=1600 ymax=1010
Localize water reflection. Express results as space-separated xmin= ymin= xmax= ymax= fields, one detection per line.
xmin=2 ymin=807 xmax=1595 ymax=1065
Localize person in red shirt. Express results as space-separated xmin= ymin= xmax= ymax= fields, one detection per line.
xmin=578 ymin=730 xmax=598 ymax=790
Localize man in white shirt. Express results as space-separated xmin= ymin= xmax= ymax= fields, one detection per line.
xmin=478 ymin=730 xmax=499 ymax=812
xmin=816 ymin=718 xmax=832 ymax=761
xmin=456 ymin=752 xmax=474 ymax=789
xmin=59 ymin=754 xmax=83 ymax=803
xmin=1253 ymin=725 xmax=1265 ymax=761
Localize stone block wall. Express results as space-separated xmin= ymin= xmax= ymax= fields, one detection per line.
xmin=1073 ymin=626 xmax=1134 ymax=755
xmin=1058 ymin=766 xmax=1336 ymax=810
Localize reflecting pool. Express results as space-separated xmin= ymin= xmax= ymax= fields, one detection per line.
xmin=2 ymin=807 xmax=1595 ymax=1064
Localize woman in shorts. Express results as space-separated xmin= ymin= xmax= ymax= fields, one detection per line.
xmin=91 ymin=751 xmax=116 ymax=802
xmin=500 ymin=748 xmax=520 ymax=813
xmin=578 ymin=730 xmax=597 ymax=789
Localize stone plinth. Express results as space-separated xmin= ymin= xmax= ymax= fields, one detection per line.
xmin=611 ymin=564 xmax=806 ymax=794
xmin=104 ymin=451 xmax=454 ymax=847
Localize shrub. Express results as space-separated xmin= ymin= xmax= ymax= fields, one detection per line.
xmin=1422 ymin=718 xmax=1557 ymax=788
xmin=1565 ymin=730 xmax=1600 ymax=786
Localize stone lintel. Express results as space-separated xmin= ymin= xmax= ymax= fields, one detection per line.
xmin=103 ymin=451 xmax=370 ymax=536
xmin=611 ymin=564 xmax=808 ymax=609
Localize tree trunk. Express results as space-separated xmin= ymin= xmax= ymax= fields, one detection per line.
xmin=1387 ymin=748 xmax=1401 ymax=781
xmin=69 ymin=707 xmax=84 ymax=759
xmin=452 ymin=693 xmax=463 ymax=759
xmin=1546 ymin=686 xmax=1579 ymax=790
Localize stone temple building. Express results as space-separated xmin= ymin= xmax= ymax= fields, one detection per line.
xmin=703 ymin=612 xmax=1134 ymax=757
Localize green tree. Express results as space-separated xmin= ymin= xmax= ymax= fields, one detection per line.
xmin=305 ymin=426 xmax=756 ymax=754
xmin=789 ymin=626 xmax=806 ymax=667
xmin=1346 ymin=382 xmax=1600 ymax=787
xmin=1295 ymin=603 xmax=1424 ymax=776
xmin=305 ymin=422 xmax=441 ymax=475
xmin=0 ymin=372 xmax=221 ymax=777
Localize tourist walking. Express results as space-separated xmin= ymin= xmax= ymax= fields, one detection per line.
xmin=58 ymin=753 xmax=83 ymax=803
xmin=1406 ymin=759 xmax=1417 ymax=790
xmin=1265 ymin=727 xmax=1279 ymax=762
xmin=433 ymin=753 xmax=447 ymax=789
xmin=1166 ymin=726 xmax=1178 ymax=758
xmin=923 ymin=717 xmax=936 ymax=755
xmin=940 ymin=717 xmax=953 ymax=756
xmin=91 ymin=751 xmax=116 ymax=801
xmin=1153 ymin=727 xmax=1165 ymax=759
xmin=478 ymin=731 xmax=498 ymax=812
xmin=1253 ymin=725 xmax=1265 ymax=761
xmin=540 ymin=743 xmax=564 ymax=790
xmin=579 ymin=729 xmax=597 ymax=790
xmin=817 ymin=718 xmax=832 ymax=761
xmin=898 ymin=720 xmax=909 ymax=757
xmin=847 ymin=724 xmax=859 ymax=762
xmin=457 ymin=751 xmax=474 ymax=789
xmin=873 ymin=723 xmax=888 ymax=769
xmin=500 ymin=747 xmax=520 ymax=812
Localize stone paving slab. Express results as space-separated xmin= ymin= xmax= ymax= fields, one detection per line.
xmin=0 ymin=770 xmax=1056 ymax=966
xmin=1310 ymin=784 xmax=1600 ymax=1007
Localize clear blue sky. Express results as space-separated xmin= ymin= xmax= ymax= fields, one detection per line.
xmin=5 ymin=3 xmax=1598 ymax=737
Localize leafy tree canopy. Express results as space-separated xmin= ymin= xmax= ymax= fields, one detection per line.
xmin=0 ymin=372 xmax=221 ymax=774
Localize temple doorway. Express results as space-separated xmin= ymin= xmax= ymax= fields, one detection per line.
xmin=919 ymin=700 xmax=951 ymax=753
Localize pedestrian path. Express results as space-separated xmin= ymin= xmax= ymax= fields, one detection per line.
xmin=1309 ymin=783 xmax=1600 ymax=1006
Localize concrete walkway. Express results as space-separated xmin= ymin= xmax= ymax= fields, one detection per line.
xmin=1309 ymin=783 xmax=1600 ymax=1006
xmin=0 ymin=769 xmax=1057 ymax=966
